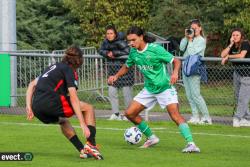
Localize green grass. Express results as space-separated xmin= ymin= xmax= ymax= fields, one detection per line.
xmin=1 ymin=115 xmax=250 ymax=167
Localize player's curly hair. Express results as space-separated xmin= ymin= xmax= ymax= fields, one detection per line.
xmin=62 ymin=45 xmax=83 ymax=69
xmin=127 ymin=26 xmax=156 ymax=43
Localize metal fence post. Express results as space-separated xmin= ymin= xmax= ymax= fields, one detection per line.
xmin=0 ymin=0 xmax=17 ymax=106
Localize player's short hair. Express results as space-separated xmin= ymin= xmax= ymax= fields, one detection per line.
xmin=62 ymin=45 xmax=83 ymax=69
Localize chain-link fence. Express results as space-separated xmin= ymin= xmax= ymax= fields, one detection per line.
xmin=1 ymin=51 xmax=250 ymax=125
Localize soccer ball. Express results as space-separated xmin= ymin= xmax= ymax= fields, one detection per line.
xmin=124 ymin=127 xmax=142 ymax=144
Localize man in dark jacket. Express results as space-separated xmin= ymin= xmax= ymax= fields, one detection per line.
xmin=99 ymin=25 xmax=134 ymax=120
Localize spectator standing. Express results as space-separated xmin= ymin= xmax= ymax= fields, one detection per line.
xmin=221 ymin=28 xmax=250 ymax=127
xmin=180 ymin=19 xmax=212 ymax=124
xmin=99 ymin=25 xmax=134 ymax=120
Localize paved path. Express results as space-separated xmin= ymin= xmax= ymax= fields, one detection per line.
xmin=94 ymin=109 xmax=232 ymax=124
xmin=0 ymin=107 xmax=233 ymax=125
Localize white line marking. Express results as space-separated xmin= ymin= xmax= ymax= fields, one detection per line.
xmin=1 ymin=121 xmax=250 ymax=138
xmin=100 ymin=114 xmax=162 ymax=118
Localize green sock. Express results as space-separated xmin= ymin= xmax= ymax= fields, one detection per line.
xmin=137 ymin=121 xmax=153 ymax=138
xmin=179 ymin=123 xmax=193 ymax=143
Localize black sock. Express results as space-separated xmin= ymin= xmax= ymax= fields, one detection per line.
xmin=87 ymin=125 xmax=96 ymax=146
xmin=114 ymin=113 xmax=119 ymax=116
xmin=69 ymin=135 xmax=84 ymax=152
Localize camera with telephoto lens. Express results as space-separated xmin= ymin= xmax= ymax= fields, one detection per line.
xmin=185 ymin=28 xmax=195 ymax=37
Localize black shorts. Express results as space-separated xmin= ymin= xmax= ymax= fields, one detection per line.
xmin=32 ymin=93 xmax=74 ymax=124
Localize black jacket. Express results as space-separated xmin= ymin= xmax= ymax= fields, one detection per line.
xmin=99 ymin=32 xmax=134 ymax=87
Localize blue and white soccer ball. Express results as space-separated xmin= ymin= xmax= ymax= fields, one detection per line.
xmin=124 ymin=127 xmax=142 ymax=144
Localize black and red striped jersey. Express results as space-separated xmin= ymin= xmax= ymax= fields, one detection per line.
xmin=34 ymin=62 xmax=78 ymax=97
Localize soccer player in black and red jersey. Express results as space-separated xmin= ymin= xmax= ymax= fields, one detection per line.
xmin=26 ymin=46 xmax=103 ymax=160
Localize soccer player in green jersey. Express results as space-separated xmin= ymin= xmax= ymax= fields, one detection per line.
xmin=108 ymin=26 xmax=200 ymax=153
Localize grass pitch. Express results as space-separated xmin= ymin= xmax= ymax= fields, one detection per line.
xmin=0 ymin=115 xmax=250 ymax=167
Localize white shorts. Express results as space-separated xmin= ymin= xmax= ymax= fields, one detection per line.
xmin=134 ymin=87 xmax=178 ymax=110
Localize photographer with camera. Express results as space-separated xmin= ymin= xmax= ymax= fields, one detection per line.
xmin=180 ymin=19 xmax=212 ymax=125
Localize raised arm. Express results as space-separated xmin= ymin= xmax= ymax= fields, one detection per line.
xmin=221 ymin=36 xmax=234 ymax=58
xmin=221 ymin=44 xmax=234 ymax=58
xmin=180 ymin=37 xmax=188 ymax=51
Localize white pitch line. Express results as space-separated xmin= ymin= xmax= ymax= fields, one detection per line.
xmin=100 ymin=114 xmax=163 ymax=118
xmin=0 ymin=122 xmax=167 ymax=130
xmin=1 ymin=121 xmax=250 ymax=139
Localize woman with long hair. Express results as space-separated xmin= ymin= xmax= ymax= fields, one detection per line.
xmin=99 ymin=25 xmax=134 ymax=120
xmin=180 ymin=19 xmax=211 ymax=125
xmin=221 ymin=28 xmax=250 ymax=127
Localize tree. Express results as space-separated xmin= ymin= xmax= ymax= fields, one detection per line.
xmin=63 ymin=0 xmax=150 ymax=47
xmin=218 ymin=0 xmax=250 ymax=45
xmin=148 ymin=0 xmax=225 ymax=56
xmin=149 ymin=0 xmax=224 ymax=38
xmin=149 ymin=0 xmax=199 ymax=38
xmin=16 ymin=0 xmax=86 ymax=50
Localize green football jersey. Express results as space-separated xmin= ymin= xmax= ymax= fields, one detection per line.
xmin=126 ymin=43 xmax=174 ymax=94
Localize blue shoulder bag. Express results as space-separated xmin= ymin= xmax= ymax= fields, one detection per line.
xmin=183 ymin=54 xmax=202 ymax=76
xmin=183 ymin=54 xmax=208 ymax=82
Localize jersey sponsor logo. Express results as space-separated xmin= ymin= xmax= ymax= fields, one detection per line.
xmin=137 ymin=65 xmax=153 ymax=71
